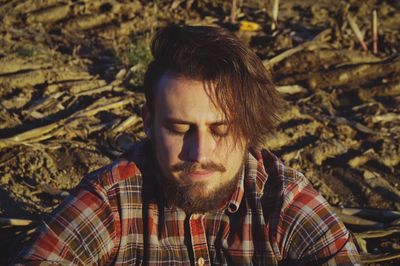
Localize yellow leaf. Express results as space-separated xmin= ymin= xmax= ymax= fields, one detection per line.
xmin=239 ymin=21 xmax=261 ymax=31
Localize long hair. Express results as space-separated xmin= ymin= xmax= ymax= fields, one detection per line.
xmin=144 ymin=25 xmax=283 ymax=146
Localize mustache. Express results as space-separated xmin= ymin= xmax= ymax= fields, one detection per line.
xmin=171 ymin=161 xmax=226 ymax=174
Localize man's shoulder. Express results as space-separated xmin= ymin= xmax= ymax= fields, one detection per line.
xmin=259 ymin=149 xmax=326 ymax=212
xmin=259 ymin=149 xmax=308 ymax=192
xmin=257 ymin=153 xmax=359 ymax=265
xmin=86 ymin=159 xmax=141 ymax=189
xmin=84 ymin=139 xmax=152 ymax=192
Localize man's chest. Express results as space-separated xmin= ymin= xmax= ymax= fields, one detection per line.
xmin=112 ymin=203 xmax=279 ymax=266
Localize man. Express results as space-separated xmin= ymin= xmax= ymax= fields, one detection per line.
xmin=15 ymin=25 xmax=361 ymax=265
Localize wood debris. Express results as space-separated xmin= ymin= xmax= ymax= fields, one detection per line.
xmin=0 ymin=0 xmax=399 ymax=264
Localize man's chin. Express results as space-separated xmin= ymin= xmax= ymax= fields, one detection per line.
xmin=185 ymin=182 xmax=215 ymax=200
xmin=164 ymin=176 xmax=239 ymax=214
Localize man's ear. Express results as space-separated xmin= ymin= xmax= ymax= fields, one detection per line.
xmin=141 ymin=104 xmax=153 ymax=140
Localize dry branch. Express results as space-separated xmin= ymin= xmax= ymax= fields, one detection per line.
xmin=278 ymin=106 xmax=314 ymax=123
xmin=230 ymin=0 xmax=237 ymax=23
xmin=372 ymin=10 xmax=378 ymax=54
xmin=26 ymin=4 xmax=70 ymax=23
xmin=0 ymin=67 xmax=93 ymax=88
xmin=75 ymin=84 xmax=119 ymax=97
xmin=307 ymin=138 xmax=360 ymax=166
xmin=355 ymin=227 xmax=400 ymax=239
xmin=265 ymin=120 xmax=321 ymax=150
xmin=335 ymin=207 xmax=400 ymax=222
xmin=100 ymin=17 xmax=158 ymax=39
xmin=0 ymin=217 xmax=36 ymax=226
xmin=108 ymin=115 xmax=141 ymax=135
xmin=0 ymin=96 xmax=137 ymax=149
xmin=348 ymin=149 xmax=377 ymax=168
xmin=12 ymin=0 xmax=62 ymax=14
xmin=308 ymin=57 xmax=400 ymax=90
xmin=264 ymin=29 xmax=332 ymax=68
xmin=362 ymin=252 xmax=400 ymax=264
xmin=367 ymin=113 xmax=399 ymax=124
xmin=65 ymin=14 xmax=114 ymax=31
xmin=73 ymin=97 xmax=133 ymax=118
xmin=0 ymin=56 xmax=53 ymax=75
xmin=271 ymin=0 xmax=279 ymax=30
xmin=22 ymin=92 xmax=65 ymax=117
xmin=347 ymin=14 xmax=368 ymax=52
xmin=335 ymin=212 xmax=383 ymax=228
xmin=276 ymin=85 xmax=307 ymax=95
xmin=0 ymin=122 xmax=61 ymax=148
xmin=44 ymin=79 xmax=107 ymax=95
xmin=358 ymin=81 xmax=400 ymax=99
xmin=273 ymin=49 xmax=382 ymax=76
xmin=317 ymin=115 xmax=379 ymax=135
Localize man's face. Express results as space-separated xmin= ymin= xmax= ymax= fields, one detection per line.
xmin=142 ymin=72 xmax=248 ymax=213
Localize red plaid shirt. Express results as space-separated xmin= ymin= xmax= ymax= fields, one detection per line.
xmin=16 ymin=139 xmax=360 ymax=265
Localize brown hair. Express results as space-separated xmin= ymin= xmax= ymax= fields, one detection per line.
xmin=144 ymin=25 xmax=283 ymax=147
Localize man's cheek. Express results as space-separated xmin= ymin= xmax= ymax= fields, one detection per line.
xmin=161 ymin=139 xmax=181 ymax=161
xmin=215 ymin=143 xmax=234 ymax=162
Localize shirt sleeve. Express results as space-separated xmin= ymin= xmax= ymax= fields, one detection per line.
xmin=13 ymin=183 xmax=119 ymax=266
xmin=277 ymin=172 xmax=361 ymax=265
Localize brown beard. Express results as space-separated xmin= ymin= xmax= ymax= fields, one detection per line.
xmin=163 ymin=162 xmax=241 ymax=214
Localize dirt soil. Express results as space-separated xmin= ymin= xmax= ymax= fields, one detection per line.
xmin=0 ymin=0 xmax=399 ymax=264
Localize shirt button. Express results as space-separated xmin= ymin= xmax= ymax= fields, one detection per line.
xmin=197 ymin=257 xmax=205 ymax=266
xmin=192 ymin=214 xmax=200 ymax=219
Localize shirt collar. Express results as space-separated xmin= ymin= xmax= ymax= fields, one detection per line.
xmin=225 ymin=147 xmax=269 ymax=214
xmin=225 ymin=165 xmax=245 ymax=213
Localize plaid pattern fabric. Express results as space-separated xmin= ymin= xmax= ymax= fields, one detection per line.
xmin=15 ymin=139 xmax=361 ymax=265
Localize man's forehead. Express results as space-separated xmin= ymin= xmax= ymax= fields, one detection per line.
xmin=155 ymin=72 xmax=208 ymax=95
xmin=154 ymin=72 xmax=226 ymax=120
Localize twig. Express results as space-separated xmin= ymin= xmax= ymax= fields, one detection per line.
xmin=230 ymin=0 xmax=237 ymax=23
xmin=22 ymin=92 xmax=65 ymax=118
xmin=0 ymin=56 xmax=53 ymax=75
xmin=108 ymin=115 xmax=141 ymax=135
xmin=368 ymin=113 xmax=399 ymax=124
xmin=276 ymin=85 xmax=307 ymax=95
xmin=347 ymin=14 xmax=368 ymax=52
xmin=307 ymin=56 xmax=400 ymax=90
xmin=72 ymin=98 xmax=133 ymax=118
xmin=336 ymin=207 xmax=400 ymax=219
xmin=373 ymin=10 xmax=378 ymax=54
xmin=26 ymin=4 xmax=70 ymax=23
xmin=335 ymin=212 xmax=383 ymax=228
xmin=354 ymin=227 xmax=400 ymax=239
xmin=0 ymin=67 xmax=93 ymax=89
xmin=264 ymin=28 xmax=332 ymax=68
xmin=362 ymin=252 xmax=400 ymax=264
xmin=74 ymin=84 xmax=114 ymax=97
xmin=0 ymin=217 xmax=36 ymax=226
xmin=0 ymin=97 xmax=136 ymax=149
xmin=358 ymin=80 xmax=400 ymax=99
xmin=266 ymin=43 xmax=307 ymax=67
xmin=0 ymin=122 xmax=61 ymax=148
xmin=348 ymin=149 xmax=377 ymax=168
xmin=271 ymin=0 xmax=279 ymax=30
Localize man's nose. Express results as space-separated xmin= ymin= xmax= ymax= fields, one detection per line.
xmin=187 ymin=130 xmax=214 ymax=162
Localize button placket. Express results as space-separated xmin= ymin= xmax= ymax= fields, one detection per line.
xmin=189 ymin=214 xmax=210 ymax=266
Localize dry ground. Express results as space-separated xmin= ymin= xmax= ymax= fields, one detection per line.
xmin=0 ymin=0 xmax=399 ymax=264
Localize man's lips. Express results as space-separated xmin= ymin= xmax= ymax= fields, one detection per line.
xmin=186 ymin=169 xmax=215 ymax=180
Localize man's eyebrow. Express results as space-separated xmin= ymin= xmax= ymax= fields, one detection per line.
xmin=163 ymin=118 xmax=229 ymax=125
xmin=163 ymin=118 xmax=191 ymax=124
xmin=210 ymin=121 xmax=229 ymax=126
